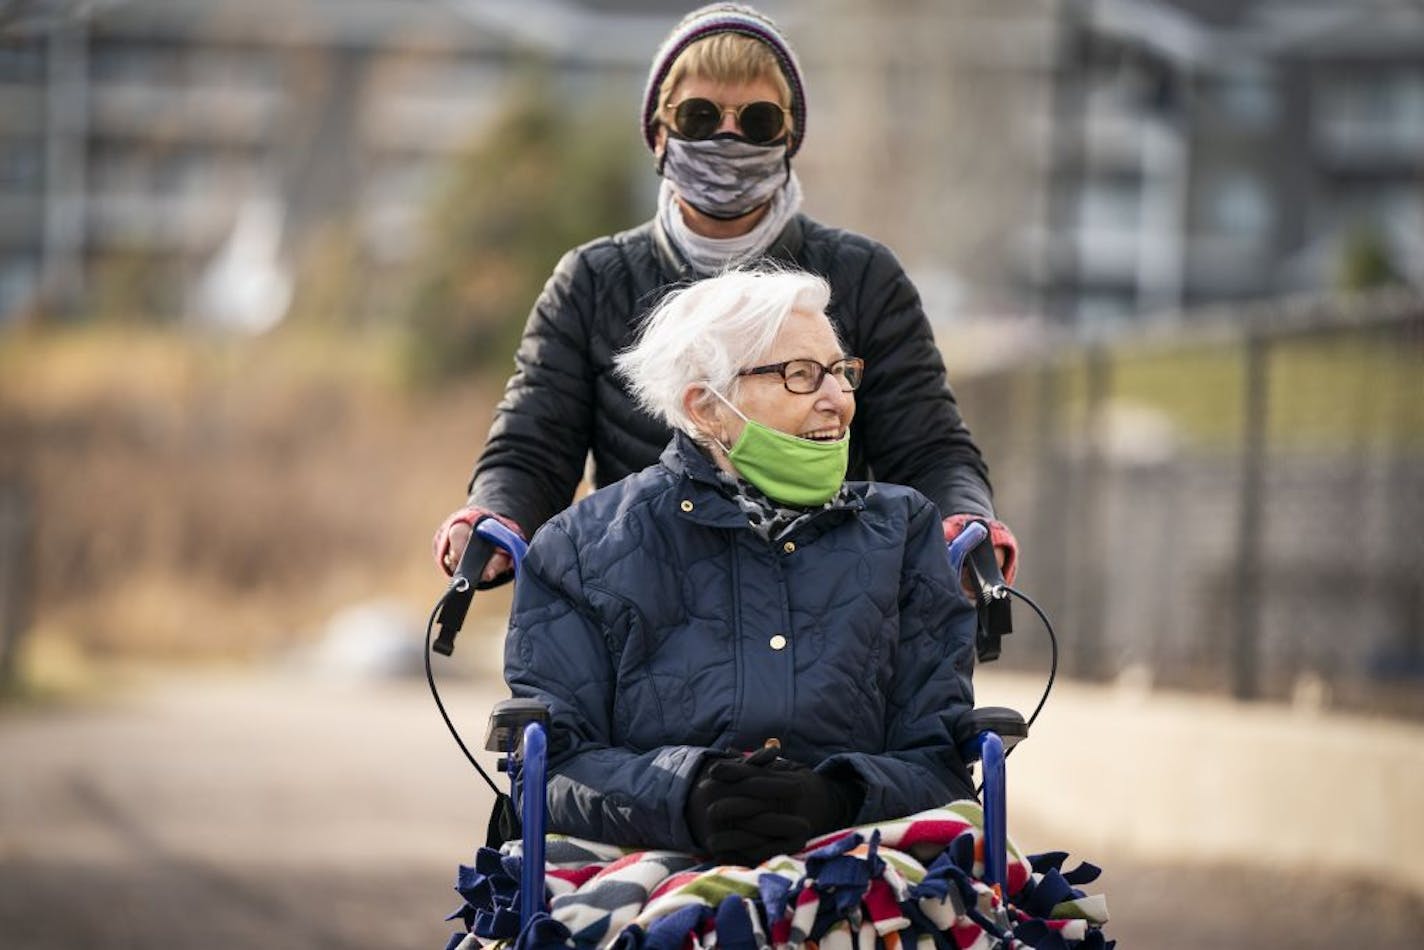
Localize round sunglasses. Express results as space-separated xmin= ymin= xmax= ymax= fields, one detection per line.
xmin=664 ymin=97 xmax=791 ymax=145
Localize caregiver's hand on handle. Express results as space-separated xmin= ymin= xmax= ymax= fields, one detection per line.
xmin=943 ymin=514 xmax=1018 ymax=600
xmin=432 ymin=506 xmax=525 ymax=587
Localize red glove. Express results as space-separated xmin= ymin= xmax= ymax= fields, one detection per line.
xmin=431 ymin=506 xmax=525 ymax=580
xmin=942 ymin=514 xmax=1019 ymax=586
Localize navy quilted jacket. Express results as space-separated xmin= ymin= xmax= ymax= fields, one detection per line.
xmin=504 ymin=433 xmax=978 ymax=852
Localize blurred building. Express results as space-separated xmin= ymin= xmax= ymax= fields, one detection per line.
xmin=782 ymin=0 xmax=1051 ymax=337
xmin=1042 ymin=0 xmax=1424 ymax=327
xmin=2 ymin=0 xmax=1420 ymax=329
xmin=0 ymin=0 xmax=698 ymax=326
xmin=787 ymin=0 xmax=1424 ymax=331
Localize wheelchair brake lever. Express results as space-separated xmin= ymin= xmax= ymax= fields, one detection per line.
xmin=965 ymin=520 xmax=1013 ymax=662
xmin=434 ymin=529 xmax=499 ymax=657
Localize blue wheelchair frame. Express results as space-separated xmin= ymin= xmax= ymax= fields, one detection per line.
xmin=465 ymin=516 xmax=1028 ymax=927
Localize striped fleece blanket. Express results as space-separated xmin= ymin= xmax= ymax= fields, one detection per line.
xmin=442 ymin=801 xmax=1112 ymax=950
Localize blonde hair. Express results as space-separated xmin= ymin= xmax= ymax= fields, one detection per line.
xmin=658 ymin=33 xmax=792 ymax=120
xmin=615 ymin=266 xmax=833 ymax=435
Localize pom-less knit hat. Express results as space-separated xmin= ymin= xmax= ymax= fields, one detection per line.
xmin=641 ymin=3 xmax=807 ymax=158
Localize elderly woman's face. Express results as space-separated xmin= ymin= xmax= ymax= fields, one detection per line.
xmin=722 ymin=308 xmax=855 ymax=444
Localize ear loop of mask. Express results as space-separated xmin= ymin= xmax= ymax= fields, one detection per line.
xmin=704 ymin=386 xmax=747 ymax=454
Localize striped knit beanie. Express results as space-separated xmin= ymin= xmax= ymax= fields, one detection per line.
xmin=641 ymin=3 xmax=807 ymax=158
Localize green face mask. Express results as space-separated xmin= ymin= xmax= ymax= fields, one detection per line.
xmin=710 ymin=389 xmax=849 ymax=507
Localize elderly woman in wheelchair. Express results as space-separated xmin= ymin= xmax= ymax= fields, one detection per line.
xmin=448 ymin=266 xmax=1112 ymax=950
xmin=503 ymin=265 xmax=978 ymax=866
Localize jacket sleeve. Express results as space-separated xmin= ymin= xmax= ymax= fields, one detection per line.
xmin=849 ymin=243 xmax=995 ymax=520
xmin=817 ymin=498 xmax=978 ymax=818
xmin=503 ymin=521 xmax=712 ymax=852
xmin=467 ymin=248 xmax=598 ymax=537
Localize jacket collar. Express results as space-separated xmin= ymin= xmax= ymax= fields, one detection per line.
xmin=659 ymin=432 xmax=747 ymax=528
xmin=651 ymin=214 xmax=806 ymax=283
xmin=659 ymin=429 xmax=723 ymax=485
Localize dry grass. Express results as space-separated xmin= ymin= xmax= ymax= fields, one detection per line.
xmin=0 ymin=326 xmax=509 ymax=679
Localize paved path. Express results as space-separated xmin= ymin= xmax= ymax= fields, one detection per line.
xmin=2 ymin=666 xmax=1420 ymax=948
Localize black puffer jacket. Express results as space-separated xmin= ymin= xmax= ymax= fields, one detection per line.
xmin=468 ymin=213 xmax=994 ymax=536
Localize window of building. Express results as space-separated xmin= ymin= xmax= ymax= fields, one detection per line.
xmin=0 ymin=40 xmax=45 ymax=83
xmin=1076 ymin=287 xmax=1136 ymax=326
xmin=90 ymin=141 xmax=149 ymax=193
xmin=0 ymin=254 xmax=38 ymax=322
xmin=1316 ymin=65 xmax=1424 ymax=151
xmin=1086 ymin=38 xmax=1181 ymax=119
xmin=0 ymin=138 xmax=42 ymax=190
xmin=1334 ymin=183 xmax=1424 ymax=239
xmin=1079 ymin=176 xmax=1142 ymax=233
xmin=188 ymin=48 xmax=278 ymax=92
xmin=1216 ymin=65 xmax=1276 ymax=124
xmin=90 ymin=40 xmax=184 ymax=84
xmin=1203 ymin=170 xmax=1272 ymax=239
xmin=1394 ymin=68 xmax=1424 ymax=143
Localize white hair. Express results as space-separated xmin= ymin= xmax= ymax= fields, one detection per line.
xmin=615 ymin=266 xmax=833 ymax=436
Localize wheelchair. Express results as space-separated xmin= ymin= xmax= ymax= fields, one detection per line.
xmin=428 ymin=517 xmax=1107 ymax=950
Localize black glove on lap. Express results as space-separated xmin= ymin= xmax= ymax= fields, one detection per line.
xmin=685 ymin=746 xmax=864 ymax=866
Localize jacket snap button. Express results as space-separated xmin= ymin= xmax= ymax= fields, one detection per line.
xmin=680 ymin=499 xmax=694 ymax=512
xmin=782 ymin=540 xmax=796 ymax=554
xmin=769 ymin=634 xmax=787 ymax=650
xmin=764 ymin=737 xmax=782 ymax=750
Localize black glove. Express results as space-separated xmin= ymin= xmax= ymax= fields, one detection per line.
xmin=686 ymin=749 xmax=804 ymax=864
xmin=708 ymin=752 xmax=862 ymax=837
xmin=685 ymin=748 xmax=863 ymax=865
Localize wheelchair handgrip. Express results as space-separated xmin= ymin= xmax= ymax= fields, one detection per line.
xmin=946 ymin=521 xmax=988 ymax=574
xmin=434 ymin=517 xmax=528 ymax=656
xmin=472 ymin=518 xmax=527 ymax=578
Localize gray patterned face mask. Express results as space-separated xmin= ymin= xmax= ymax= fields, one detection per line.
xmin=659 ymin=134 xmax=790 ymax=220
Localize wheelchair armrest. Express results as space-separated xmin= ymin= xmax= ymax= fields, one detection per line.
xmin=484 ymin=698 xmax=551 ymax=754
xmin=955 ymin=706 xmax=1029 ymax=760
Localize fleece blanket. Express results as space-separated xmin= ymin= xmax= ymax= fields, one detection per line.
xmin=442 ymin=801 xmax=1111 ymax=950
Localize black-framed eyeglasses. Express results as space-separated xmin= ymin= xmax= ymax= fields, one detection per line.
xmin=737 ymin=357 xmax=865 ymax=394
xmin=664 ymin=97 xmax=790 ymax=145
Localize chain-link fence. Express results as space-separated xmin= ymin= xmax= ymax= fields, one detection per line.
xmin=955 ymin=290 xmax=1424 ymax=720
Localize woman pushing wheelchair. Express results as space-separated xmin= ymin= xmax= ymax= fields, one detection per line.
xmin=504 ymin=266 xmax=979 ymax=866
